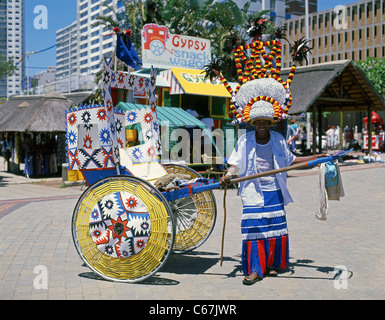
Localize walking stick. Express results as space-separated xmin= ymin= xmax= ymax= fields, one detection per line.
xmin=220 ymin=185 xmax=227 ymax=267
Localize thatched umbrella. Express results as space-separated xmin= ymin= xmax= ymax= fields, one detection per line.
xmin=0 ymin=92 xmax=82 ymax=133
xmin=280 ymin=60 xmax=385 ymax=154
xmin=281 ymin=60 xmax=385 ymax=115
xmin=0 ymin=91 xmax=91 ymax=175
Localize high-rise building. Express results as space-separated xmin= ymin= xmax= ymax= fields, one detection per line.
xmin=56 ymin=21 xmax=79 ymax=80
xmin=282 ymin=0 xmax=385 ymax=68
xmin=54 ymin=0 xmax=122 ymax=93
xmin=217 ymin=0 xmax=287 ymax=26
xmin=0 ymin=0 xmax=25 ymax=99
xmin=76 ymin=0 xmax=117 ymax=76
xmin=285 ymin=0 xmax=317 ymax=18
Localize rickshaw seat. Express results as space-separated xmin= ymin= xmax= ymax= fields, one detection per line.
xmin=119 ymin=149 xmax=169 ymax=185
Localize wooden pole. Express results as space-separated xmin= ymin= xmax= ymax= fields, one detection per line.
xmin=312 ymin=103 xmax=317 ymax=155
xmin=368 ymin=105 xmax=373 ymax=155
xmin=220 ymin=186 xmax=227 ymax=267
xmin=318 ymin=104 xmax=322 ymax=153
xmin=229 ymin=161 xmax=315 ymax=185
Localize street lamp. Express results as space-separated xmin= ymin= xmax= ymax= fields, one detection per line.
xmin=18 ymin=51 xmax=39 ymax=95
xmin=303 ymin=0 xmax=312 ymax=151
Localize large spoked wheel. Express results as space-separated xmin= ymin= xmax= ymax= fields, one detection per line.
xmin=72 ymin=175 xmax=175 ymax=283
xmin=164 ymin=164 xmax=217 ymax=254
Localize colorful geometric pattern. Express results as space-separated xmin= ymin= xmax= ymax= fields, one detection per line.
xmin=101 ymin=58 xmax=161 ymax=163
xmin=66 ymin=58 xmax=159 ymax=171
xmin=118 ymin=106 xmax=160 ymax=163
xmin=66 ymin=105 xmax=118 ymax=171
xmin=89 ymin=191 xmax=151 ymax=259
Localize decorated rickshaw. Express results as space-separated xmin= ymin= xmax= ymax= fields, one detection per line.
xmin=66 ymin=46 xmax=221 ymax=282
xmin=66 ymin=28 xmax=350 ymax=283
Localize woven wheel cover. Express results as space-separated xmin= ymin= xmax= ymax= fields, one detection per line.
xmin=72 ymin=176 xmax=174 ymax=283
xmin=89 ymin=191 xmax=151 ymax=259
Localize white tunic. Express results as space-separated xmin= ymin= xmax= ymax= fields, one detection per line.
xmin=228 ymin=130 xmax=296 ymax=207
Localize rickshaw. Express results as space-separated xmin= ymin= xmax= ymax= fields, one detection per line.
xmin=67 ymin=37 xmax=351 ymax=283
xmin=66 ymin=58 xmax=219 ymax=283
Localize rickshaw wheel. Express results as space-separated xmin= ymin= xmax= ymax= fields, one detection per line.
xmin=72 ymin=175 xmax=175 ymax=283
xmin=164 ymin=164 xmax=217 ymax=254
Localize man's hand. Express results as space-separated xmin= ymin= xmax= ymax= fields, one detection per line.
xmin=219 ymin=174 xmax=232 ymax=187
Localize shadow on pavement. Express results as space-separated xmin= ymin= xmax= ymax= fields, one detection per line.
xmin=282 ymin=258 xmax=354 ymax=281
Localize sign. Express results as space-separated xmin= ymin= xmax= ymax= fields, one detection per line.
xmin=142 ymin=24 xmax=211 ymax=70
xmin=170 ymin=68 xmax=231 ymax=98
xmin=363 ymin=134 xmax=382 ymax=150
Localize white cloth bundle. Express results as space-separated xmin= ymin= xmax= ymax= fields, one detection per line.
xmin=317 ymin=161 xmax=345 ymax=221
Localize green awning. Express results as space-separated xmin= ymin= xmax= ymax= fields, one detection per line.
xmin=116 ymin=103 xmax=225 ymax=164
xmin=116 ymin=103 xmax=208 ymax=129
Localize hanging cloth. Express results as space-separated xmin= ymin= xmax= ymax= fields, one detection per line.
xmin=317 ymin=161 xmax=345 ymax=221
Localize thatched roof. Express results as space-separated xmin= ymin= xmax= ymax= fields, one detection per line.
xmin=280 ymin=60 xmax=385 ymax=115
xmin=0 ymin=91 xmax=91 ymax=133
xmin=63 ymin=91 xmax=93 ymax=105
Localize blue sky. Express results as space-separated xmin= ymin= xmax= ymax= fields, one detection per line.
xmin=24 ymin=0 xmax=356 ymax=76
xmin=25 ymin=0 xmax=77 ymax=76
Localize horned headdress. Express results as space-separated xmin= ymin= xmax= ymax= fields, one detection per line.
xmin=206 ymin=35 xmax=312 ymax=125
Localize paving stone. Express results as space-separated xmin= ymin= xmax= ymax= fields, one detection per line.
xmin=0 ymin=165 xmax=384 ymax=299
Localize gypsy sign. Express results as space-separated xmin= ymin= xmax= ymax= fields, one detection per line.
xmin=142 ymin=23 xmax=211 ymax=69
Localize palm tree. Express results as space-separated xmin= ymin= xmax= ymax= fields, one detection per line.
xmin=0 ymin=55 xmax=16 ymax=80
xmin=93 ymin=0 xmax=165 ymax=55
xmin=163 ymin=0 xmax=209 ymax=37
xmin=203 ymin=0 xmax=251 ymax=81
xmin=94 ymin=0 xmax=283 ymax=82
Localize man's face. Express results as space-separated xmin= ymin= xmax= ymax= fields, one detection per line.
xmin=253 ymin=120 xmax=271 ymax=135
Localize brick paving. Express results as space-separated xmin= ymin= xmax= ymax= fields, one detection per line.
xmin=0 ymin=163 xmax=384 ymax=300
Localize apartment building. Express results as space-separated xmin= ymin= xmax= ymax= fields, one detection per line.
xmin=76 ymin=0 xmax=118 ymax=75
xmin=0 ymin=0 xmax=25 ymax=99
xmin=285 ymin=0 xmax=317 ymax=18
xmin=54 ymin=0 xmax=122 ymax=93
xmin=225 ymin=0 xmax=287 ymax=25
xmin=56 ymin=21 xmax=79 ymax=80
xmin=282 ymin=0 xmax=385 ymax=68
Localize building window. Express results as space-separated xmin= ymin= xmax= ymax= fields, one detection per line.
xmin=367 ymin=2 xmax=372 ymax=18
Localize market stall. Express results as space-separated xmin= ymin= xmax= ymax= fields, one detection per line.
xmin=363 ymin=111 xmax=383 ymax=151
xmin=0 ymin=91 xmax=90 ymax=177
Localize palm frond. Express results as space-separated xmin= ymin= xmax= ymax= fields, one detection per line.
xmin=202 ymin=57 xmax=225 ymax=82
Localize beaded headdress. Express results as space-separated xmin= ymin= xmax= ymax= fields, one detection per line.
xmin=207 ymin=33 xmax=312 ymax=125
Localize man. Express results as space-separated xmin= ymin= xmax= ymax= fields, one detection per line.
xmin=220 ymin=114 xmax=326 ymax=285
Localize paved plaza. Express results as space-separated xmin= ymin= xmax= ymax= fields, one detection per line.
xmin=0 ymin=162 xmax=384 ymax=300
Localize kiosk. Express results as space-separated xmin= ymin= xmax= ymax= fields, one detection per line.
xmin=363 ymin=111 xmax=383 ymax=151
